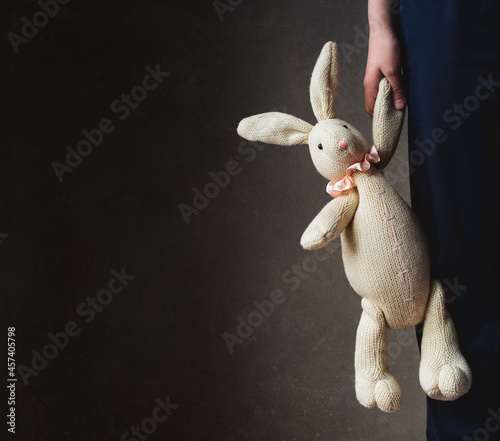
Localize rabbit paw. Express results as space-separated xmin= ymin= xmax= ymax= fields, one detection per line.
xmin=300 ymin=223 xmax=330 ymax=250
xmin=355 ymin=373 xmax=403 ymax=413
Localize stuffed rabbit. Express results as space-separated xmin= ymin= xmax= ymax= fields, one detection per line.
xmin=237 ymin=42 xmax=472 ymax=413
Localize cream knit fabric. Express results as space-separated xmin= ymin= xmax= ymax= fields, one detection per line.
xmin=237 ymin=112 xmax=313 ymax=146
xmin=419 ymin=280 xmax=472 ymax=400
xmin=341 ymin=169 xmax=430 ymax=330
xmin=237 ymin=41 xmax=472 ymax=413
xmin=300 ymin=188 xmax=359 ymax=250
xmin=355 ymin=298 xmax=402 ymax=413
xmin=372 ymin=78 xmax=405 ymax=170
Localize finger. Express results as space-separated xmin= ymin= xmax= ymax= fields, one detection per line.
xmin=364 ymin=71 xmax=384 ymax=117
xmin=385 ymin=68 xmax=406 ymax=110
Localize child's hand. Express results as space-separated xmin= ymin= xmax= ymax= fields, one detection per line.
xmin=364 ymin=1 xmax=406 ymax=117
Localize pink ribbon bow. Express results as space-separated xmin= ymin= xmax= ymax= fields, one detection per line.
xmin=326 ymin=145 xmax=380 ymax=198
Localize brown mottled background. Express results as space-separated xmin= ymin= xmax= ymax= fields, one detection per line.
xmin=1 ymin=0 xmax=424 ymax=440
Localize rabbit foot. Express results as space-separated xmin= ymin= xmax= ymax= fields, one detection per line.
xmin=355 ymin=299 xmax=402 ymax=412
xmin=419 ymin=280 xmax=472 ymax=401
xmin=420 ymin=363 xmax=471 ymax=401
xmin=355 ymin=374 xmax=403 ymax=413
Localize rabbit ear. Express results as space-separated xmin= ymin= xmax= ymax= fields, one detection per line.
xmin=310 ymin=42 xmax=340 ymax=122
xmin=372 ymin=78 xmax=405 ymax=169
xmin=237 ymin=112 xmax=313 ymax=146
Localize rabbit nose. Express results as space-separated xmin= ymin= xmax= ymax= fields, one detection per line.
xmin=338 ymin=140 xmax=347 ymax=149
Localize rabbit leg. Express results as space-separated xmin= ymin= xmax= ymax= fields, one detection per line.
xmin=419 ymin=280 xmax=472 ymax=401
xmin=355 ymin=298 xmax=403 ymax=413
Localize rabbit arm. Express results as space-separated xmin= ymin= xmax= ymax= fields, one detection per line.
xmin=372 ymin=78 xmax=405 ymax=169
xmin=300 ymin=188 xmax=359 ymax=250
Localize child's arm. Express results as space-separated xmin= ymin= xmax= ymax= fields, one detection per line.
xmin=364 ymin=0 xmax=405 ymax=117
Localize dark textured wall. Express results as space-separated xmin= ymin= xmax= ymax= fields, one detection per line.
xmin=1 ymin=1 xmax=424 ymax=440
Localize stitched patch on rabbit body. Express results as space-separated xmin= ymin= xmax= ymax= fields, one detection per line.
xmin=340 ymin=169 xmax=431 ymax=330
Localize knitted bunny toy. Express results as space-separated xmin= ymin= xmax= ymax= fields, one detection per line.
xmin=237 ymin=42 xmax=472 ymax=413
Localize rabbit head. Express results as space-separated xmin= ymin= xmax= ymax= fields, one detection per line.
xmin=237 ymin=42 xmax=404 ymax=183
xmin=307 ymin=118 xmax=368 ymax=182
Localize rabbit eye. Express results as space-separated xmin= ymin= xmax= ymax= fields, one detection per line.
xmin=343 ymin=125 xmax=349 ymax=130
xmin=318 ymin=144 xmax=323 ymax=150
